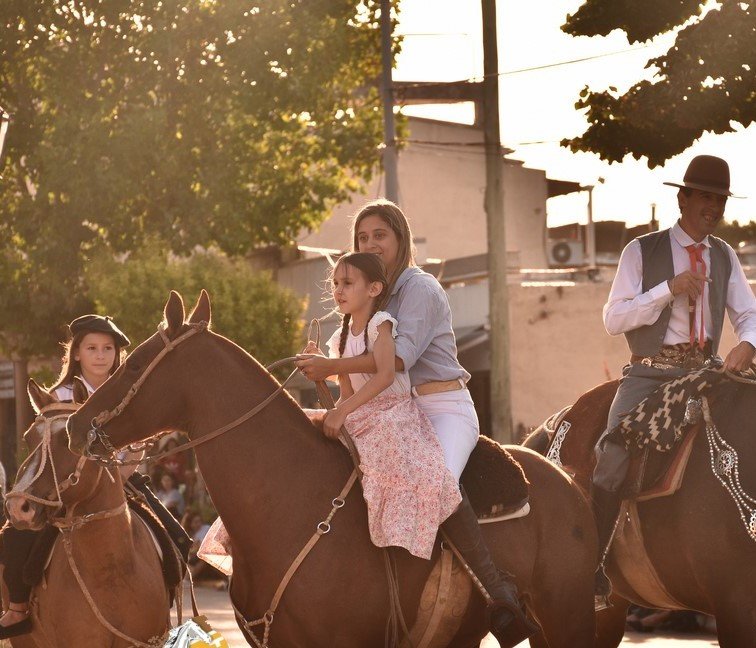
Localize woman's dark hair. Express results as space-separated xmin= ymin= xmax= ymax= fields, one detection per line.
xmin=331 ymin=252 xmax=389 ymax=357
xmin=351 ymin=199 xmax=416 ymax=300
xmin=159 ymin=472 xmax=177 ymax=490
xmin=49 ymin=329 xmax=126 ymax=392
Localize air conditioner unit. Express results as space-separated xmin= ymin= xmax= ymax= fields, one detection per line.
xmin=547 ymin=239 xmax=584 ymax=267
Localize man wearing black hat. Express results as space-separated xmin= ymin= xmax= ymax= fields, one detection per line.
xmin=591 ymin=155 xmax=756 ymax=606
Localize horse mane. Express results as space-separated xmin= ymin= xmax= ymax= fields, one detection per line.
xmin=200 ymin=327 xmax=336 ymax=444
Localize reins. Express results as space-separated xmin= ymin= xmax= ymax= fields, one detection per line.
xmin=83 ymin=319 xmax=363 ymax=479
xmin=6 ymin=405 xmax=100 ymax=510
xmin=78 ymin=317 xmax=412 ymax=647
xmin=7 ymin=405 xmax=166 ymax=648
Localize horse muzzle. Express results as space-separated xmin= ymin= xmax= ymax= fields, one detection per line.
xmin=5 ymin=495 xmax=46 ymax=531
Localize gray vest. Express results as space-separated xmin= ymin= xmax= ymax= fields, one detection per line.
xmin=625 ymin=229 xmax=731 ymax=356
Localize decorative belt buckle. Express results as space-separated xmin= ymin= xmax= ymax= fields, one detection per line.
xmin=641 ymin=357 xmax=653 ymax=367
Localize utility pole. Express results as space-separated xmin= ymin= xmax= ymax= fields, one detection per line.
xmin=380 ymin=0 xmax=399 ymax=204
xmin=586 ymin=185 xmax=596 ymax=268
xmin=482 ymin=0 xmax=512 ymax=444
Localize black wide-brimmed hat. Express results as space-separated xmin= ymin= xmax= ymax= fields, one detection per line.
xmin=69 ymin=315 xmax=130 ymax=347
xmin=663 ymin=154 xmax=742 ymax=198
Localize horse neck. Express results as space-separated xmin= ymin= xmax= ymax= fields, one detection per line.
xmin=185 ymin=337 xmax=353 ymax=545
xmin=62 ymin=468 xmax=133 ymax=551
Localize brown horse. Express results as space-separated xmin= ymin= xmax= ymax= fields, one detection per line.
xmin=525 ymin=379 xmax=756 ymax=647
xmin=3 ymin=382 xmax=170 ymax=647
xmin=66 ymin=290 xmax=597 ymax=648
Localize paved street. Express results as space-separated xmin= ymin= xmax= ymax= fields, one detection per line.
xmin=191 ymin=583 xmax=719 ymax=647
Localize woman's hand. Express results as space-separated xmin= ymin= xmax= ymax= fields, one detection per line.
xmin=295 ymin=354 xmax=336 ymax=381
xmin=323 ymin=408 xmax=347 ymax=439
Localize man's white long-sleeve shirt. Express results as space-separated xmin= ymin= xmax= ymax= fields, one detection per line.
xmin=603 ymin=222 xmax=756 ymax=349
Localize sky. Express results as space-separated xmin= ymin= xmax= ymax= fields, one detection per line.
xmin=393 ymin=0 xmax=756 ymax=231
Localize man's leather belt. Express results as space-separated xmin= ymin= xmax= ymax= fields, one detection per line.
xmin=631 ymin=342 xmax=714 ymax=371
xmin=413 ymin=379 xmax=466 ymax=396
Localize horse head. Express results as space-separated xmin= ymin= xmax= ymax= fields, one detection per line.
xmin=67 ymin=290 xmax=212 ymax=458
xmin=6 ymin=380 xmax=113 ymax=530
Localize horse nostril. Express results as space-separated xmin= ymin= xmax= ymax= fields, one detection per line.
xmin=20 ymin=501 xmax=30 ymax=513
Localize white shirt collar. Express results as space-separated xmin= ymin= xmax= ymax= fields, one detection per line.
xmin=79 ymin=377 xmax=97 ymax=395
xmin=671 ymin=221 xmax=710 ymax=248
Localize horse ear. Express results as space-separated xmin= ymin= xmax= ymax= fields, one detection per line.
xmin=163 ymin=291 xmax=185 ymax=337
xmin=188 ymin=290 xmax=211 ymax=327
xmin=72 ymin=376 xmax=89 ymax=404
xmin=27 ymin=379 xmax=56 ymax=414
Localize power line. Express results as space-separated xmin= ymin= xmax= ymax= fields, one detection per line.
xmin=500 ymin=45 xmax=650 ymax=75
xmin=394 ymin=45 xmax=651 ymax=89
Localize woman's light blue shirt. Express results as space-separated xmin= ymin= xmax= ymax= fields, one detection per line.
xmin=384 ymin=267 xmax=470 ymax=386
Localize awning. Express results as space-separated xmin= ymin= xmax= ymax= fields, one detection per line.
xmin=547 ymin=179 xmax=583 ymax=198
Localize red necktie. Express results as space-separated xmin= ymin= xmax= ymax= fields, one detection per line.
xmin=685 ymin=243 xmax=706 ymax=349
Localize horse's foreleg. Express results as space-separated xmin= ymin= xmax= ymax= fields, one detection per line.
xmin=526 ymin=581 xmax=596 ymax=648
xmin=594 ymin=597 xmax=629 ymax=648
xmin=714 ymin=606 xmax=756 ymax=648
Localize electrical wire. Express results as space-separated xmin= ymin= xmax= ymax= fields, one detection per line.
xmin=394 ymin=45 xmax=651 ymax=89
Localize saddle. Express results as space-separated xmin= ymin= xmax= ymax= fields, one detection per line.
xmin=460 ymin=435 xmax=529 ymax=520
xmin=127 ymin=495 xmax=186 ymax=601
xmin=542 ymin=376 xmax=707 ymax=501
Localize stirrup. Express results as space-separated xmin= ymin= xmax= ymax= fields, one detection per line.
xmin=594 ymin=565 xmax=613 ymax=612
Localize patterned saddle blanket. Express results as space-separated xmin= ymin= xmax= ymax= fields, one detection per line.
xmin=611 ymin=368 xmax=723 ymax=453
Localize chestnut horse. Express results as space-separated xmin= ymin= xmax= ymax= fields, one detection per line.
xmin=524 ymin=379 xmax=756 ymax=647
xmin=66 ymin=291 xmax=597 ymax=648
xmin=3 ymin=383 xmax=170 ymax=647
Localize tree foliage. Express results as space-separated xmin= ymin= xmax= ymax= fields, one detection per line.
xmin=0 ymin=0 xmax=390 ymax=358
xmin=714 ymin=220 xmax=756 ymax=248
xmin=85 ymin=240 xmax=305 ymax=367
xmin=562 ymin=0 xmax=756 ymax=166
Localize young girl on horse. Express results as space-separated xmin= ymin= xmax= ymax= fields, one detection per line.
xmin=296 ymin=201 xmax=538 ymax=646
xmin=0 ymin=314 xmax=191 ymax=639
xmin=324 ymin=252 xmax=461 ymax=559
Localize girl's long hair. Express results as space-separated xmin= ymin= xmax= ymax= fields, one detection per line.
xmin=351 ymin=199 xmax=416 ymax=303
xmin=49 ymin=331 xmax=126 ymax=392
xmin=331 ymin=252 xmax=389 ymax=357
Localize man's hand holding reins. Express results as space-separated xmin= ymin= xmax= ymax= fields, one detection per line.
xmin=723 ymin=341 xmax=756 ymax=373
xmin=668 ymin=271 xmax=711 ymax=301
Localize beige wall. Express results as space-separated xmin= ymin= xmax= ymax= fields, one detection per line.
xmin=297 ymin=118 xmax=550 ymax=268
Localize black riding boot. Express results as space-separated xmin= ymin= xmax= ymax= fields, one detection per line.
xmin=127 ymin=473 xmax=193 ymax=563
xmin=442 ymin=489 xmax=539 ymax=648
xmin=0 ymin=525 xmax=37 ymax=639
xmin=22 ymin=524 xmax=60 ymax=587
xmin=591 ymin=484 xmax=622 ymax=609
